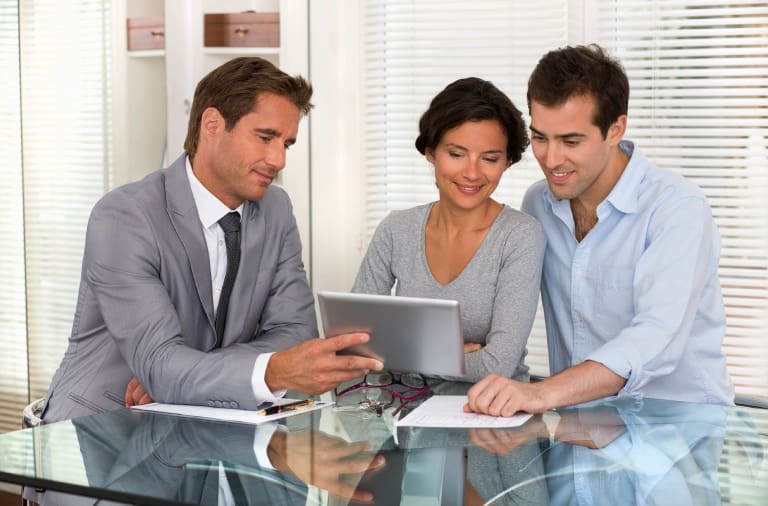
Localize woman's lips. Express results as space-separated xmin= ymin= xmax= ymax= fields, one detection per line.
xmin=455 ymin=183 xmax=482 ymax=195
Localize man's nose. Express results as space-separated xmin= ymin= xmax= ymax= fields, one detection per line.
xmin=264 ymin=143 xmax=286 ymax=170
xmin=544 ymin=143 xmax=563 ymax=169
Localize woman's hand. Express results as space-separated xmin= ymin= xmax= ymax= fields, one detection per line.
xmin=464 ymin=343 xmax=482 ymax=354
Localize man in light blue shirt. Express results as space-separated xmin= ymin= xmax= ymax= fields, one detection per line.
xmin=465 ymin=44 xmax=734 ymax=417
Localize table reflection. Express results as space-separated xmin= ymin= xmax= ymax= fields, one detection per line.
xmin=542 ymin=398 xmax=727 ymax=506
xmin=444 ymin=397 xmax=731 ymax=506
xmin=1 ymin=382 xmax=766 ymax=505
xmin=72 ymin=410 xmax=311 ymax=505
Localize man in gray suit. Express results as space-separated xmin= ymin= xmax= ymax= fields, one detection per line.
xmin=41 ymin=56 xmax=383 ymax=423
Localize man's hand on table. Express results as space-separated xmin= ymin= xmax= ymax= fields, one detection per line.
xmin=464 ymin=374 xmax=548 ymax=416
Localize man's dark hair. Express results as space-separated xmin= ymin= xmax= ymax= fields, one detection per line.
xmin=527 ymin=44 xmax=629 ymax=138
xmin=415 ymin=77 xmax=529 ymax=165
xmin=184 ymin=57 xmax=313 ymax=161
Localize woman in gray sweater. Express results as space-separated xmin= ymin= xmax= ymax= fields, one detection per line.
xmin=353 ymin=77 xmax=545 ymax=382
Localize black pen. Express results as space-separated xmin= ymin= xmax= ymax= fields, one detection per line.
xmin=256 ymin=398 xmax=314 ymax=416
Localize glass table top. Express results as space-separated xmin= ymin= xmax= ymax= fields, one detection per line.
xmin=0 ymin=381 xmax=766 ymax=505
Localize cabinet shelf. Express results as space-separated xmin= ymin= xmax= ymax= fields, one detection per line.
xmin=128 ymin=49 xmax=165 ymax=58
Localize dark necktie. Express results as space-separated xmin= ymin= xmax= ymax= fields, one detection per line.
xmin=215 ymin=211 xmax=241 ymax=348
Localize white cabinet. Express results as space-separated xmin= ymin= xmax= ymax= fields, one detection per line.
xmin=113 ymin=0 xmax=312 ymax=274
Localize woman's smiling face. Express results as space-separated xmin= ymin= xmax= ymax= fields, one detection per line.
xmin=427 ymin=119 xmax=510 ymax=211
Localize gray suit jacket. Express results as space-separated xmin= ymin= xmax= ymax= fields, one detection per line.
xmin=42 ymin=154 xmax=317 ymax=423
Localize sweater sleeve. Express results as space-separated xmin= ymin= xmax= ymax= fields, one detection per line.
xmin=352 ymin=213 xmax=397 ymax=295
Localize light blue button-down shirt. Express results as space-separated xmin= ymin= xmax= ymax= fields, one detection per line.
xmin=522 ymin=140 xmax=734 ymax=405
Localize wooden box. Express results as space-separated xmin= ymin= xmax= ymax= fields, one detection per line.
xmin=126 ymin=16 xmax=165 ymax=51
xmin=204 ymin=12 xmax=280 ymax=47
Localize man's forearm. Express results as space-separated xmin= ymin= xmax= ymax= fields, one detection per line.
xmin=535 ymin=360 xmax=627 ymax=410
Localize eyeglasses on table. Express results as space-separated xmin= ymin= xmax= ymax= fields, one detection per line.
xmin=333 ymin=371 xmax=430 ymax=417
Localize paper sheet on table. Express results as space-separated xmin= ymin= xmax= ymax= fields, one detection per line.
xmin=132 ymin=398 xmax=331 ymax=424
xmin=396 ymin=395 xmax=532 ymax=428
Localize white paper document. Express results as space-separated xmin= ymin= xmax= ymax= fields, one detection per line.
xmin=396 ymin=395 xmax=532 ymax=428
xmin=132 ymin=398 xmax=330 ymax=425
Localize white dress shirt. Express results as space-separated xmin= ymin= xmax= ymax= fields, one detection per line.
xmin=186 ymin=158 xmax=286 ymax=403
xmin=185 ymin=160 xmax=281 ymax=501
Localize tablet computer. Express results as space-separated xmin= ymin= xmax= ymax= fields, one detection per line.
xmin=317 ymin=291 xmax=465 ymax=377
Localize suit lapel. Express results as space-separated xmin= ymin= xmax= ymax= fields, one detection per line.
xmin=164 ymin=156 xmax=216 ymax=338
xmin=223 ymin=199 xmax=265 ymax=345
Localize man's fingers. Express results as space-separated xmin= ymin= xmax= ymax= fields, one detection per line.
xmin=125 ymin=377 xmax=154 ymax=407
xmin=125 ymin=377 xmax=140 ymax=406
xmin=322 ymin=334 xmax=381 ymax=366
xmin=322 ymin=332 xmax=371 ymax=352
xmin=466 ymin=375 xmax=525 ymax=416
xmin=331 ymin=353 xmax=384 ymax=373
xmin=466 ymin=374 xmax=502 ymax=413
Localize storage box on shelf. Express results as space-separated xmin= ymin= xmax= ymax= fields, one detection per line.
xmin=204 ymin=11 xmax=279 ymax=47
xmin=126 ymin=16 xmax=165 ymax=51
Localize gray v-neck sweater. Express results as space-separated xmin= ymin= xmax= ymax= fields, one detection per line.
xmin=353 ymin=203 xmax=545 ymax=382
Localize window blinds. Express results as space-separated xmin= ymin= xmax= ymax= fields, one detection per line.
xmin=0 ymin=1 xmax=112 ymax=434
xmin=21 ymin=0 xmax=112 ymax=410
xmin=0 ymin=0 xmax=29 ymax=432
xmin=595 ymin=0 xmax=768 ymax=399
xmin=363 ymin=0 xmax=768 ymax=397
xmin=362 ymin=0 xmax=567 ymax=235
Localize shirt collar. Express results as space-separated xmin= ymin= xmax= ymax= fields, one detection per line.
xmin=601 ymin=140 xmax=646 ymax=215
xmin=185 ymin=156 xmax=244 ymax=229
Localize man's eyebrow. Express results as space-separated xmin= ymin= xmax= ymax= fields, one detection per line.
xmin=254 ymin=128 xmax=280 ymax=137
xmin=530 ymin=126 xmax=586 ymax=140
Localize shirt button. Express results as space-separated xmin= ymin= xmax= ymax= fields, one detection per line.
xmin=218 ymin=240 xmax=224 ymax=246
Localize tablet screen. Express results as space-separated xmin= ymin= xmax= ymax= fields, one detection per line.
xmin=317 ymin=291 xmax=465 ymax=377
